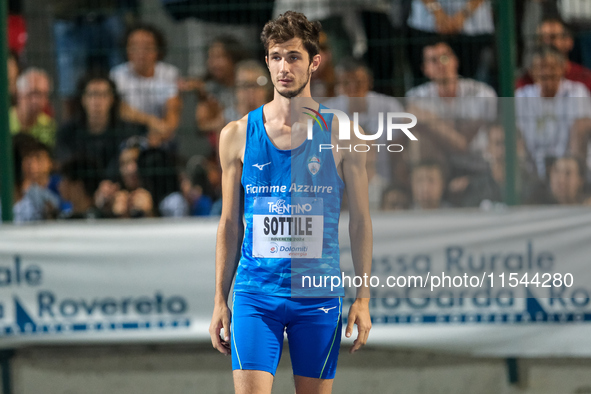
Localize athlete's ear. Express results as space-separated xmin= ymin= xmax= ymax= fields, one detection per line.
xmin=265 ymin=56 xmax=269 ymax=69
xmin=310 ymin=53 xmax=321 ymax=73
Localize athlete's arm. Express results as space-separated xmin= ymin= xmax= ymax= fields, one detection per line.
xmin=341 ymin=124 xmax=373 ymax=354
xmin=209 ymin=119 xmax=246 ymax=355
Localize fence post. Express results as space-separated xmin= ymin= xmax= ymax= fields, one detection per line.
xmin=496 ymin=0 xmax=519 ymax=206
xmin=0 ymin=0 xmax=13 ymax=222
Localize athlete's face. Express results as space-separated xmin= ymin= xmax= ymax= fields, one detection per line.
xmin=266 ymin=38 xmax=320 ymax=99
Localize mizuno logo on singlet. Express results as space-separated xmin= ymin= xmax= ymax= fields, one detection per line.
xmin=253 ymin=162 xmax=271 ymax=170
xmin=318 ymin=306 xmax=337 ymax=313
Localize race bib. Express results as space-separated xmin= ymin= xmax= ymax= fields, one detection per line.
xmin=252 ymin=197 xmax=324 ymax=258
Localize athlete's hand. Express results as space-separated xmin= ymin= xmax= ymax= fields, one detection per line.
xmin=346 ymin=299 xmax=371 ymax=354
xmin=209 ymin=303 xmax=232 ymax=355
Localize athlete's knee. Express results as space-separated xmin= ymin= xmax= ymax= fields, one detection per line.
xmin=294 ymin=375 xmax=334 ymax=394
xmin=233 ymin=369 xmax=274 ymax=394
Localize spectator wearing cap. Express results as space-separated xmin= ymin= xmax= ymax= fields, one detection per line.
xmin=110 ymin=23 xmax=182 ymax=148
xmin=10 ymin=68 xmax=57 ymax=147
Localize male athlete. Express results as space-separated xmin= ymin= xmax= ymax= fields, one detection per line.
xmin=209 ymin=11 xmax=373 ymax=394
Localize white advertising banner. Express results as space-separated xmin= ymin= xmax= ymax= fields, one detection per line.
xmin=1 ymin=207 xmax=591 ymax=357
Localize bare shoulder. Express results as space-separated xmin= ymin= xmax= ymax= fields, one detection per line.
xmin=219 ymin=115 xmax=248 ymax=163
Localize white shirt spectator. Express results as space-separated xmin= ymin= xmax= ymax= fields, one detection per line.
xmin=406 ymin=78 xmax=497 ymax=120
xmin=110 ymin=61 xmax=179 ymax=118
xmin=516 ymin=79 xmax=591 ymax=178
xmin=159 ymin=191 xmax=189 ymax=217
xmin=408 ymin=0 xmax=495 ymax=35
xmin=406 ymin=77 xmax=498 ymax=155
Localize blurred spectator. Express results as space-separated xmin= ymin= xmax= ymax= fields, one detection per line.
xmin=58 ymin=158 xmax=103 ymax=219
xmin=516 ymin=45 xmax=591 ymax=178
xmin=8 ymin=0 xmax=26 ymax=56
xmin=137 ymin=148 xmax=187 ymax=217
xmin=118 ymin=137 xmax=145 ymax=192
xmin=273 ymin=0 xmax=404 ymax=95
xmin=197 ymin=60 xmax=271 ymax=143
xmin=405 ymin=42 xmax=497 ymax=174
xmin=517 ymin=18 xmax=591 ymax=93
xmin=55 ymin=74 xmax=146 ymax=175
xmin=50 ymin=0 xmax=137 ymax=119
xmin=326 ymin=58 xmax=405 ymax=206
xmin=558 ymin=0 xmax=591 ymax=70
xmin=407 ymin=0 xmax=496 ymax=86
xmin=542 ymin=156 xmax=589 ymax=205
xmin=110 ymin=23 xmax=182 ymax=148
xmin=381 ymin=184 xmax=411 ymax=211
xmin=111 ymin=187 xmax=154 ymax=218
xmin=519 ymin=0 xmax=559 ymax=71
xmin=183 ymin=36 xmax=249 ymax=152
xmin=410 ymin=160 xmax=451 ymax=209
xmin=12 ymin=134 xmax=60 ymax=223
xmin=447 ymin=124 xmax=542 ymax=207
xmin=8 ymin=51 xmax=20 ymax=106
xmin=310 ymin=32 xmax=336 ymax=98
xmin=10 ymin=68 xmax=57 ymax=147
xmin=101 ymin=137 xmax=154 ymax=218
xmin=181 ymin=156 xmax=216 ymax=216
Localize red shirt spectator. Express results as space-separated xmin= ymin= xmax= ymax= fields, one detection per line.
xmin=8 ymin=14 xmax=27 ymax=55
xmin=517 ymin=18 xmax=591 ymax=93
xmin=516 ymin=61 xmax=591 ymax=93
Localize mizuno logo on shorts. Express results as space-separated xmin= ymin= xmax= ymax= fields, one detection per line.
xmin=317 ymin=306 xmax=336 ymax=313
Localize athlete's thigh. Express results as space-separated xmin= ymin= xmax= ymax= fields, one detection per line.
xmin=286 ymin=297 xmax=343 ymax=380
xmin=231 ymin=292 xmax=286 ymax=376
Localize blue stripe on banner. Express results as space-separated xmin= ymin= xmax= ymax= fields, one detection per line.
xmin=0 ymin=319 xmax=192 ymax=336
xmin=369 ymin=313 xmax=591 ymax=324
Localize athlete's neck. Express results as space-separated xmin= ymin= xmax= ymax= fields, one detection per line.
xmin=267 ymin=89 xmax=318 ymax=127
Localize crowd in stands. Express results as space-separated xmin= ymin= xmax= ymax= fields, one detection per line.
xmin=5 ymin=0 xmax=591 ymax=223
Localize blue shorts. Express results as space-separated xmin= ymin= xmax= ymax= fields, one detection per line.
xmin=231 ymin=292 xmax=342 ymax=379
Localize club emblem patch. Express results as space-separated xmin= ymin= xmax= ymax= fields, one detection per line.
xmin=308 ymin=156 xmax=321 ymax=176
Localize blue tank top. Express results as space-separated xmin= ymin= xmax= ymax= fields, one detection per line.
xmin=234 ymin=104 xmax=345 ymax=297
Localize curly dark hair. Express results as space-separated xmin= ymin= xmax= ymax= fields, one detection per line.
xmin=125 ymin=23 xmax=168 ymax=61
xmin=260 ymin=11 xmax=322 ymax=63
xmin=60 ymin=157 xmax=102 ymax=199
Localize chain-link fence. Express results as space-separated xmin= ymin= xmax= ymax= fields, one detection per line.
xmin=3 ymin=0 xmax=591 ymax=222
